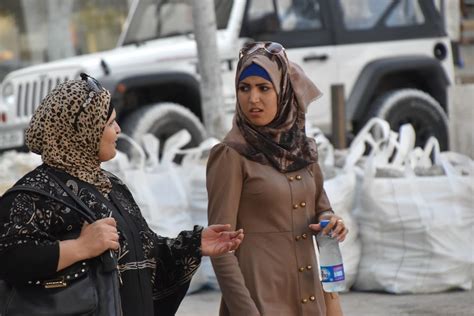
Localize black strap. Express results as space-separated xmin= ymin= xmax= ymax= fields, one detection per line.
xmin=4 ymin=186 xmax=95 ymax=223
xmin=44 ymin=169 xmax=98 ymax=223
xmin=44 ymin=171 xmax=121 ymax=272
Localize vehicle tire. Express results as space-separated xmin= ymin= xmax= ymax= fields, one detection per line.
xmin=121 ymin=102 xmax=207 ymax=158
xmin=370 ymin=89 xmax=449 ymax=150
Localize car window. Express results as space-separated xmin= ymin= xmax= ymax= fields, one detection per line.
xmin=385 ymin=1 xmax=425 ymax=27
xmin=339 ymin=0 xmax=425 ymax=30
xmin=279 ymin=0 xmax=323 ymax=31
xmin=247 ymin=0 xmax=274 ymax=20
xmin=245 ymin=0 xmax=323 ymax=36
xmin=339 ymin=0 xmax=391 ymax=30
xmin=123 ymin=0 xmax=233 ymax=45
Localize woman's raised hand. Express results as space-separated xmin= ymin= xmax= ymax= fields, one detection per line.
xmin=201 ymin=224 xmax=244 ymax=257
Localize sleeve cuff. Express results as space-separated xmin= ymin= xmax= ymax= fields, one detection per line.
xmin=193 ymin=225 xmax=204 ymax=258
xmin=317 ymin=209 xmax=335 ymax=220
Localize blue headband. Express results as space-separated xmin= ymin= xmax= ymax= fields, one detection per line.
xmin=238 ymin=63 xmax=272 ymax=83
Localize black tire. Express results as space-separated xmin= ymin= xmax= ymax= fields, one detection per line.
xmin=121 ymin=102 xmax=207 ymax=159
xmin=370 ymin=89 xmax=449 ymax=150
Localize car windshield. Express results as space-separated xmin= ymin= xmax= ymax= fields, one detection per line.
xmin=338 ymin=0 xmax=425 ymax=30
xmin=122 ymin=0 xmax=234 ymax=45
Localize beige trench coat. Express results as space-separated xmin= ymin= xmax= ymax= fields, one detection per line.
xmin=207 ymin=144 xmax=333 ymax=316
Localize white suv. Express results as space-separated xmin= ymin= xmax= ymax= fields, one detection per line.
xmin=0 ymin=0 xmax=454 ymax=152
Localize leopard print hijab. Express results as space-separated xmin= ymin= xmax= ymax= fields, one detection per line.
xmin=224 ymin=48 xmax=321 ymax=173
xmin=25 ymin=79 xmax=113 ymax=195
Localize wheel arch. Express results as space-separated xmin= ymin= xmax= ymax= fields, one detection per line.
xmin=120 ymin=101 xmax=207 ymax=153
xmin=348 ymin=56 xmax=451 ymax=127
xmin=104 ymin=72 xmax=202 ymax=123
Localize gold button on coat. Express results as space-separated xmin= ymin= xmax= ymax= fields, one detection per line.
xmin=310 ymin=295 xmax=316 ymax=301
xmin=296 ymin=175 xmax=302 ymax=180
xmin=306 ymin=265 xmax=312 ymax=270
xmin=299 ymin=267 xmax=305 ymax=272
xmin=301 ymin=298 xmax=308 ymax=304
xmin=295 ymin=235 xmax=301 ymax=241
xmin=302 ymin=233 xmax=308 ymax=239
xmin=300 ymin=202 xmax=306 ymax=207
xmin=293 ymin=204 xmax=299 ymax=209
xmin=288 ymin=176 xmax=294 ymax=181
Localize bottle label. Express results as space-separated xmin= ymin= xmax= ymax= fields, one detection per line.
xmin=320 ymin=264 xmax=345 ymax=282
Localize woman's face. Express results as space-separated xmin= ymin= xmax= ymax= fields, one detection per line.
xmin=98 ymin=109 xmax=121 ymax=162
xmin=237 ymin=76 xmax=278 ymax=126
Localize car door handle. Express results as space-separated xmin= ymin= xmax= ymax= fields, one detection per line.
xmin=303 ymin=54 xmax=329 ymax=62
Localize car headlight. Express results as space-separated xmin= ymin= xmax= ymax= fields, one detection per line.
xmin=2 ymin=81 xmax=15 ymax=106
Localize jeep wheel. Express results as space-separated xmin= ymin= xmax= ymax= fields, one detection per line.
xmin=121 ymin=102 xmax=207 ymax=158
xmin=370 ymin=89 xmax=449 ymax=150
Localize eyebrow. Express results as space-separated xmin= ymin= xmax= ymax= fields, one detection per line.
xmin=238 ymin=82 xmax=271 ymax=86
xmin=107 ymin=115 xmax=116 ymax=124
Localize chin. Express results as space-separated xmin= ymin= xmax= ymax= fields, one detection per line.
xmin=99 ymin=149 xmax=117 ymax=162
xmin=250 ymin=120 xmax=268 ymax=127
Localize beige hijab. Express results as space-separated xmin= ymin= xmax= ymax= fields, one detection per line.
xmin=224 ymin=47 xmax=321 ymax=172
xmin=25 ymin=79 xmax=113 ymax=194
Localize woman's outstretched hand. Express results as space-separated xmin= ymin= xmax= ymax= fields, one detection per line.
xmin=201 ymin=224 xmax=244 ymax=257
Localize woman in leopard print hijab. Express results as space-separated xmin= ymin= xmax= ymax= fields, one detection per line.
xmin=0 ymin=74 xmax=244 ymax=316
xmin=25 ymin=74 xmax=113 ymax=195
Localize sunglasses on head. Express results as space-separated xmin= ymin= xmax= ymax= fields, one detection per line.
xmin=80 ymin=73 xmax=104 ymax=93
xmin=72 ymin=73 xmax=104 ymax=131
xmin=239 ymin=42 xmax=285 ymax=59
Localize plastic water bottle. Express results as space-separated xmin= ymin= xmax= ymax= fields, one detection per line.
xmin=317 ymin=219 xmax=345 ymax=292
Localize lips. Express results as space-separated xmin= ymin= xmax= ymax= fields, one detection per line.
xmin=249 ymin=108 xmax=263 ymax=113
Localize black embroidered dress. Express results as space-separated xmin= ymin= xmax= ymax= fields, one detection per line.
xmin=0 ymin=164 xmax=202 ymax=316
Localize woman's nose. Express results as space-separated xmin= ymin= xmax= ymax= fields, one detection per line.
xmin=249 ymin=89 xmax=260 ymax=104
xmin=115 ymin=122 xmax=121 ymax=134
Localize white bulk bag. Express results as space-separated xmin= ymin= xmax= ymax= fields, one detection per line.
xmin=353 ymin=137 xmax=473 ymax=293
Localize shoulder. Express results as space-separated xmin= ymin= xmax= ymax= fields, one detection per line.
xmin=206 ymin=143 xmax=247 ymax=180
xmin=102 ymin=170 xmax=137 ymax=207
xmin=209 ymin=142 xmax=244 ymax=160
xmin=210 ymin=142 xmax=240 ymax=156
xmin=208 ymin=143 xmax=244 ymax=166
xmin=6 ymin=165 xmax=52 ymax=192
xmin=102 ymin=169 xmax=124 ymax=186
xmin=103 ymin=170 xmax=132 ymax=197
xmin=0 ymin=165 xmax=51 ymax=210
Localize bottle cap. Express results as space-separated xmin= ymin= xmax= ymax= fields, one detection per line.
xmin=320 ymin=219 xmax=330 ymax=228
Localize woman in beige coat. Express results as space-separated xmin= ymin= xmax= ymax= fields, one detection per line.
xmin=207 ymin=42 xmax=348 ymax=316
